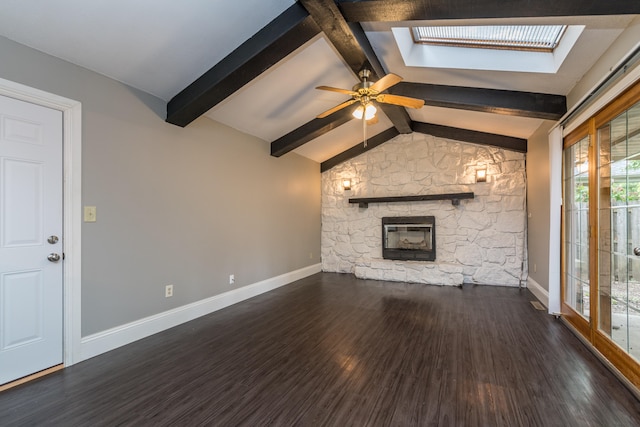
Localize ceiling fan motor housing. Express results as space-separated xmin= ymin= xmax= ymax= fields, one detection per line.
xmin=354 ymin=68 xmax=375 ymax=94
xmin=354 ymin=82 xmax=374 ymax=95
xmin=358 ymin=68 xmax=372 ymax=80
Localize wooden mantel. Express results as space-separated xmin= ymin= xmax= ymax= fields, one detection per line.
xmin=348 ymin=192 xmax=474 ymax=208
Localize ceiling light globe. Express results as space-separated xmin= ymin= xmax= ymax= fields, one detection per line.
xmin=364 ymin=103 xmax=377 ymax=120
xmin=352 ymin=105 xmax=364 ymax=119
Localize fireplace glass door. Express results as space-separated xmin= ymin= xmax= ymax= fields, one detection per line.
xmin=382 ymin=216 xmax=435 ymax=261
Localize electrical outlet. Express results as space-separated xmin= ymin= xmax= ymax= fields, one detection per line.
xmin=309 ymin=252 xmax=313 ymax=259
xmin=229 ymin=274 xmax=235 ymax=285
xmin=165 ymin=284 xmax=173 ymax=298
xmin=534 ymin=264 xmax=537 ymax=273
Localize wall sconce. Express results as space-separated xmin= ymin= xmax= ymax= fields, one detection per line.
xmin=342 ymin=179 xmax=352 ymax=191
xmin=476 ymin=168 xmax=487 ymax=183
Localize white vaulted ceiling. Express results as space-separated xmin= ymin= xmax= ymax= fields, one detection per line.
xmin=0 ymin=1 xmax=636 ymax=163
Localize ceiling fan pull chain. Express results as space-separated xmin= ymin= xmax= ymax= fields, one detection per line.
xmin=363 ymin=115 xmax=367 ymax=148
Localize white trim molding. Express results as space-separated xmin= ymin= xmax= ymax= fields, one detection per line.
xmin=548 ymin=126 xmax=563 ymax=315
xmin=79 ymin=263 xmax=321 ymax=362
xmin=0 ymin=77 xmax=83 ymax=366
xmin=527 ymin=276 xmax=549 ymax=310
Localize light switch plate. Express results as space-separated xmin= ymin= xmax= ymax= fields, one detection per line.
xmin=84 ymin=206 xmax=97 ymax=222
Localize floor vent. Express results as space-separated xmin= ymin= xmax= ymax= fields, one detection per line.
xmin=530 ymin=301 xmax=546 ymax=311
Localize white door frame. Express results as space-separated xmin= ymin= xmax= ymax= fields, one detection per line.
xmin=0 ymin=77 xmax=82 ymax=366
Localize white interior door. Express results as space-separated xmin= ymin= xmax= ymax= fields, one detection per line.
xmin=0 ymin=95 xmax=63 ymax=385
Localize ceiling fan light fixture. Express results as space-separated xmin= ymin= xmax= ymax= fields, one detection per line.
xmin=352 ymin=103 xmax=377 ymax=120
xmin=352 ymin=105 xmax=364 ymax=119
xmin=364 ymin=103 xmax=377 ymax=120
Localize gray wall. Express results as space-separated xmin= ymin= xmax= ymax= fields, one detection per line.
xmin=526 ymin=121 xmax=555 ymax=291
xmin=0 ymin=36 xmax=321 ymax=336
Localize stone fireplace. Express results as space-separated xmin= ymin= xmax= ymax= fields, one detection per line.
xmin=382 ymin=216 xmax=435 ymax=261
xmin=321 ymin=132 xmax=527 ymax=287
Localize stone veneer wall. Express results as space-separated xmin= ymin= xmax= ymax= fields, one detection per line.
xmin=321 ymin=132 xmax=527 ymax=286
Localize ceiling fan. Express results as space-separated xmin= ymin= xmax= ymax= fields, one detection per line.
xmin=315 ymin=68 xmax=425 ymax=122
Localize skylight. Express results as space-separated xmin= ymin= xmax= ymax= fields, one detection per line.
xmin=412 ymin=25 xmax=567 ymax=52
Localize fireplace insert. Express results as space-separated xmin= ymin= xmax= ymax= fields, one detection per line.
xmin=382 ymin=216 xmax=436 ymax=261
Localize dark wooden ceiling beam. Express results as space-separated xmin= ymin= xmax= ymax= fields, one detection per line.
xmin=166 ymin=3 xmax=320 ymax=127
xmin=321 ymin=127 xmax=400 ymax=172
xmin=271 ymin=109 xmax=354 ymax=157
xmin=392 ymin=82 xmax=566 ymax=120
xmin=412 ymin=121 xmax=527 ymax=152
xmin=337 ymin=0 xmax=640 ymax=22
xmin=322 ymin=121 xmax=526 ymax=171
xmin=299 ymin=0 xmax=367 ymax=75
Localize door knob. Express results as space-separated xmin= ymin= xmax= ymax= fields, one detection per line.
xmin=47 ymin=235 xmax=59 ymax=244
xmin=47 ymin=253 xmax=61 ymax=262
xmin=634 ymin=247 xmax=640 ymax=256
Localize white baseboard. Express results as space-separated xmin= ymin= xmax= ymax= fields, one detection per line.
xmin=527 ymin=276 xmax=549 ymax=310
xmin=79 ymin=263 xmax=321 ymax=362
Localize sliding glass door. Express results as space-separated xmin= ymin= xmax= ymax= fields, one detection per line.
xmin=562 ymin=80 xmax=640 ymax=389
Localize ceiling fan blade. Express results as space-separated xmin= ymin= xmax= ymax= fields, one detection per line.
xmin=376 ymin=94 xmax=425 ymax=109
xmin=370 ymin=73 xmax=403 ymax=93
xmin=316 ymin=85 xmax=358 ymax=96
xmin=317 ymin=99 xmax=357 ymax=119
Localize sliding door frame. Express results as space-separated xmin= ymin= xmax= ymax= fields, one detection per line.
xmin=562 ymin=80 xmax=640 ymax=389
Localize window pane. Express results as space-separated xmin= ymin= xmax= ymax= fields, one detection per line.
xmin=412 ymin=25 xmax=566 ymax=51
xmin=598 ymin=99 xmax=640 ymax=362
xmin=563 ymin=136 xmax=590 ymax=319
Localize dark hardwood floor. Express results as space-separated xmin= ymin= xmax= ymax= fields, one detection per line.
xmin=2 ymin=273 xmax=640 ymax=426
